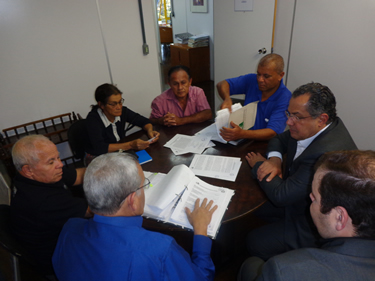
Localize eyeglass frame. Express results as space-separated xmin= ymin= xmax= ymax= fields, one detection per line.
xmin=106 ymin=98 xmax=125 ymax=107
xmin=122 ymin=177 xmax=151 ymax=201
xmin=285 ymin=110 xmax=316 ymax=122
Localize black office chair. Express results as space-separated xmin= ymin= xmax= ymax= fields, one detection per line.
xmin=0 ymin=205 xmax=36 ymax=281
xmin=67 ymin=119 xmax=89 ymax=165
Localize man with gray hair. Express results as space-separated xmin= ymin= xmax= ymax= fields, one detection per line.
xmin=217 ymin=53 xmax=291 ymax=141
xmin=245 ymin=82 xmax=357 ymax=261
xmin=52 ymin=153 xmax=218 ymax=281
xmin=10 ymin=135 xmax=90 ymax=276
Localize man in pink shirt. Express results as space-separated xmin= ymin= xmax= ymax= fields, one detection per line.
xmin=150 ymin=65 xmax=212 ymax=126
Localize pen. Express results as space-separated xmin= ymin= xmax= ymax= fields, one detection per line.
xmin=173 ymin=185 xmax=188 ymax=209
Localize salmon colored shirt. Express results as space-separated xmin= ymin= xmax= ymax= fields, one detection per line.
xmin=150 ymin=86 xmax=210 ymax=119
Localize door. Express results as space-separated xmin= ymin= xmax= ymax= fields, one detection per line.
xmin=286 ymin=1 xmax=375 ymax=149
xmin=214 ymin=0 xmax=276 ymax=110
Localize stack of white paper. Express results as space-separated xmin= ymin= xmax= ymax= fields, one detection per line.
xmin=196 ymin=101 xmax=258 ymax=146
xmin=142 ymin=165 xmax=235 ymax=239
xmin=164 ymin=134 xmax=213 ymax=155
xmin=189 ymin=154 xmax=242 ymax=182
xmin=188 ymin=34 xmax=209 ymax=48
xmin=175 ymin=32 xmax=193 ymax=44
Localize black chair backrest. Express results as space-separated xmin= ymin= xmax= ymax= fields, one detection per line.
xmin=0 ymin=205 xmax=23 ymax=258
xmin=0 ymin=204 xmax=43 ymax=280
xmin=67 ymin=119 xmax=88 ymax=161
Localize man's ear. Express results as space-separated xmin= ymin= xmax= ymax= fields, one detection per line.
xmin=279 ymin=71 xmax=285 ymax=80
xmin=335 ymin=206 xmax=350 ymax=231
xmin=127 ymin=192 xmax=140 ymax=213
xmin=318 ymin=113 xmax=329 ymax=125
xmin=21 ymin=165 xmax=33 ymax=178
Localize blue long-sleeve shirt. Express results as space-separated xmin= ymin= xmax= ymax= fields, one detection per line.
xmin=53 ymin=215 xmax=215 ymax=281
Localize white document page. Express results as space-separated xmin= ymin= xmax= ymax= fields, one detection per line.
xmin=164 ymin=134 xmax=211 ymax=155
xmin=144 ymin=164 xmax=195 ymax=210
xmin=195 ymin=123 xmax=226 ymax=143
xmin=196 ymin=103 xmax=244 ymax=144
xmin=229 ymin=101 xmax=258 ymax=130
xmin=170 ymin=177 xmax=235 ymax=238
xmin=189 ymin=154 xmax=242 ymax=182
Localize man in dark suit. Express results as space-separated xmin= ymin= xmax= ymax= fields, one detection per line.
xmin=245 ymin=83 xmax=357 ymax=261
xmin=239 ymin=150 xmax=375 ymax=281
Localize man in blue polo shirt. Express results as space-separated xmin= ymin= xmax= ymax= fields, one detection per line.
xmin=52 ymin=153 xmax=218 ymax=281
xmin=216 ymin=53 xmax=291 ymax=141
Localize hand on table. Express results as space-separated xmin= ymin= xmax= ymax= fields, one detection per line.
xmin=147 ymin=131 xmax=160 ymax=143
xmin=245 ymin=152 xmax=266 ymax=168
xmin=256 ymin=157 xmax=283 ymax=182
xmin=130 ymin=139 xmax=151 ymax=150
xmin=185 ymin=198 xmax=218 ymax=236
xmin=163 ymin=112 xmax=182 ymax=127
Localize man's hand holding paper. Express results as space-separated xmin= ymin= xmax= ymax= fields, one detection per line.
xmin=220 ymin=121 xmax=244 ymax=141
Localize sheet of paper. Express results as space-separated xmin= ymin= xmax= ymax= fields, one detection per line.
xmin=164 ymin=134 xmax=211 ymax=155
xmin=170 ymin=177 xmax=235 ymax=237
xmin=229 ymin=101 xmax=258 ymax=130
xmin=195 ymin=123 xmax=226 ymax=143
xmin=196 ymin=103 xmax=245 ymax=144
xmin=189 ymin=154 xmax=242 ymax=182
xmin=144 ymin=164 xmax=195 ymax=209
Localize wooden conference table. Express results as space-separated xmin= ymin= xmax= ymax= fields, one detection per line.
xmin=123 ymin=121 xmax=268 ymax=266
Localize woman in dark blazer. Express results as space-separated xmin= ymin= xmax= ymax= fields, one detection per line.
xmin=85 ymin=83 xmax=159 ymax=159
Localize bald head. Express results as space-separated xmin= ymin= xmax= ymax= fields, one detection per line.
xmin=258 ymin=54 xmax=284 ymax=74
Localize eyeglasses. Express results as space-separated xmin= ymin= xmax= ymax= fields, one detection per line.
xmin=107 ymin=98 xmax=124 ymax=107
xmin=285 ymin=110 xmax=314 ymax=122
xmin=122 ymin=178 xmax=151 ymax=200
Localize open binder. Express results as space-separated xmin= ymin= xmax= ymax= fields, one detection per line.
xmin=196 ymin=101 xmax=258 ymax=145
xmin=143 ymin=164 xmax=235 ymax=239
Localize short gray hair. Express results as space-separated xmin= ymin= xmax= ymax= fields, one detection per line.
xmin=12 ymin=135 xmax=52 ymax=171
xmin=83 ymin=152 xmax=141 ymax=215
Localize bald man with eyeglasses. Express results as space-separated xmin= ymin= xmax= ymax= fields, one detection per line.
xmin=244 ymin=82 xmax=357 ymax=262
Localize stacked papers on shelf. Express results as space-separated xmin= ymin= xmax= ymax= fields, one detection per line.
xmin=175 ymin=32 xmax=193 ymax=44
xmin=188 ymin=34 xmax=209 ymax=48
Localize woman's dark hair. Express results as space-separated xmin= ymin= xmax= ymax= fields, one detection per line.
xmin=91 ymin=83 xmax=122 ymax=109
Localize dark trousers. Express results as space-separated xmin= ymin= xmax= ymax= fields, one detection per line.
xmin=247 ymin=212 xmax=320 ymax=261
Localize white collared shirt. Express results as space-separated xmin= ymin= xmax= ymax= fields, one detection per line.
xmin=268 ymin=123 xmax=332 ymax=161
xmin=97 ymin=108 xmax=121 ymax=142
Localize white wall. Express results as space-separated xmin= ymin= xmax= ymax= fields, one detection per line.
xmin=273 ymin=0 xmax=295 ymax=81
xmin=273 ymin=0 xmax=375 ymax=150
xmin=0 ymin=0 xmax=161 ymax=131
xmin=213 ymin=0 xmax=275 ymax=111
xmin=171 ymin=0 xmax=214 ymax=79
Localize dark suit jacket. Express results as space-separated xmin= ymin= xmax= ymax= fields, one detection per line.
xmin=252 ymin=117 xmax=357 ymax=248
xmin=258 ymin=238 xmax=375 ymax=281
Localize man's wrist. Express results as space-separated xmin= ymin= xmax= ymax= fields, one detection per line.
xmin=267 ymin=151 xmax=283 ymax=160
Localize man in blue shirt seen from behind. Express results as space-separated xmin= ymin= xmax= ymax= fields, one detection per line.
xmin=216 ymin=53 xmax=291 ymax=142
xmin=52 ymin=152 xmax=218 ymax=281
